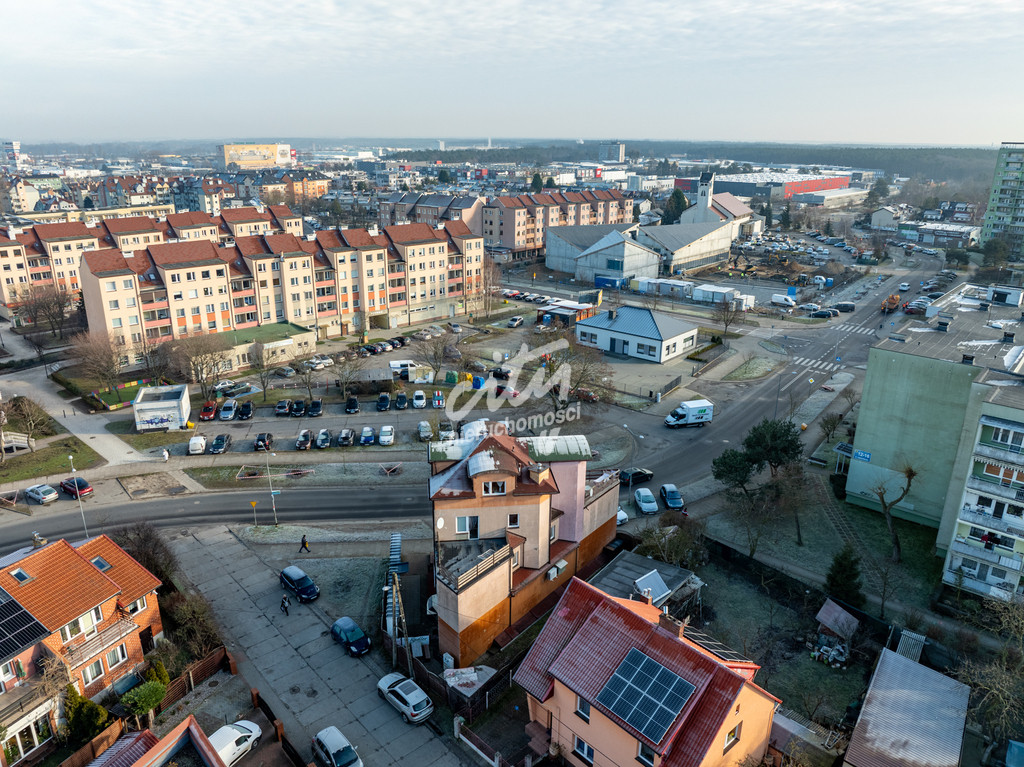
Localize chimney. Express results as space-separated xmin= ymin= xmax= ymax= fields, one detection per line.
xmin=659 ymin=612 xmax=686 ymax=638
xmin=528 ymin=464 xmax=550 ymax=485
xmin=31 ymin=531 xmax=47 ymax=548
xmin=608 ymin=308 xmax=617 ymax=320
xmin=642 ymin=588 xmax=653 ymax=605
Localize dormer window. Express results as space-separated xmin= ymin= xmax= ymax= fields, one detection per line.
xmin=10 ymin=568 xmax=30 ymax=584
xmin=482 ymin=481 xmax=506 ymax=496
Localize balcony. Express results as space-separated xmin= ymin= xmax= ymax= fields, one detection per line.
xmin=436 ymin=538 xmax=511 ymax=593
xmin=0 ymin=676 xmax=49 ymax=727
xmin=949 ymin=538 xmax=1023 ymax=571
xmin=942 ymin=568 xmax=1018 ymax=600
xmin=144 ymin=316 xmax=172 ymax=329
xmin=141 ymin=297 xmax=169 ymax=310
xmin=973 ymin=441 xmax=1024 ymax=465
xmin=965 ymin=474 xmax=1024 ymax=502
xmin=63 ymin=617 xmax=138 ymax=670
xmin=958 ymin=505 xmax=1024 ymax=538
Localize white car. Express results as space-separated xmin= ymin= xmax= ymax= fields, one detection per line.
xmin=312 ymin=726 xmax=363 ymax=767
xmin=412 ymin=390 xmax=427 ymax=409
xmin=798 ymin=303 xmax=820 ymax=312
xmin=311 ymin=354 xmax=335 ymax=367
xmin=899 ymin=282 xmax=911 ymax=291
xmin=209 ymin=720 xmax=262 ymax=767
xmin=377 ymin=673 xmax=434 ymax=724
xmin=213 ymin=379 xmax=237 ymax=392
xmin=616 ymin=507 xmax=629 ymax=526
xmin=634 ymin=488 xmax=659 ymax=515
xmin=25 ymin=484 xmax=58 ymax=505
xmin=378 ymin=425 xmax=395 ymax=446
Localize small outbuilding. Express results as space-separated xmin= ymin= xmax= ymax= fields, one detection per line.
xmin=133 ymin=385 xmax=190 ymax=432
xmin=575 ymin=305 xmax=698 ymax=363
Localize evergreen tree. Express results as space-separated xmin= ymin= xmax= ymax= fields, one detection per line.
xmin=779 ymin=202 xmax=791 ymax=230
xmin=661 ymin=189 xmax=689 ymax=225
xmin=764 ymin=200 xmax=774 ymax=228
xmin=824 ymin=218 xmax=834 ymax=236
xmin=825 ymin=544 xmax=866 ymax=609
xmin=531 ymin=173 xmax=543 ymax=193
xmin=544 ymin=177 xmax=557 ymax=188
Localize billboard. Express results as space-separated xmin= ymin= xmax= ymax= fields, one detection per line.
xmin=221 ymin=143 xmax=292 ymax=169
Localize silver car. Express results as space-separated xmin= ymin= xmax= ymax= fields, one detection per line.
xmin=25 ymin=484 xmax=58 ymax=505
xmin=377 ymin=673 xmax=433 ymax=724
xmin=219 ymin=399 xmax=238 ymax=420
xmin=312 ymin=726 xmax=362 ymax=767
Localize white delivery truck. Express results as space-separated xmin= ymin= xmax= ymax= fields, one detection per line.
xmin=770 ymin=294 xmax=796 ymax=308
xmin=664 ymin=399 xmax=714 ymax=428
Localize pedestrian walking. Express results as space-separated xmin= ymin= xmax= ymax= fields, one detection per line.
xmin=280 ymin=596 xmax=290 ymax=616
xmin=298 ymin=535 xmax=310 ymax=553
xmin=162 ymin=449 xmax=169 ymax=462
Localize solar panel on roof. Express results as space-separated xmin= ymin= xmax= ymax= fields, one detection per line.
xmin=597 ymin=648 xmax=695 ymax=744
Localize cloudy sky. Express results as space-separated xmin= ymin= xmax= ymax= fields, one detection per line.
xmin=3 ymin=0 xmax=1020 ymax=146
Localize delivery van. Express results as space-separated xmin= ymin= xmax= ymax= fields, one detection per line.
xmin=770 ymin=294 xmax=796 ymax=308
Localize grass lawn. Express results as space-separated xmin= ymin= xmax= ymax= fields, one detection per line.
xmin=184 ymin=466 xmax=241 ymax=488
xmin=105 ymin=419 xmax=191 ymax=451
xmin=0 ymin=437 xmax=105 ymax=483
xmin=228 ymin=322 xmax=312 ymax=345
xmin=95 ymin=383 xmax=149 ymax=406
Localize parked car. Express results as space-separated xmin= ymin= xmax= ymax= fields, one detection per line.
xmin=254 ymin=433 xmax=274 ymax=451
xmin=490 ymin=367 xmax=512 ymax=381
xmin=200 ymin=401 xmax=218 ymax=421
xmin=209 ymin=720 xmax=262 ymax=767
xmin=275 ymin=366 xmax=296 ymax=378
xmin=798 ymin=303 xmax=820 ymax=312
xmin=295 ymin=430 xmax=312 ymax=450
xmin=507 ymin=316 xmax=524 ymax=328
xmin=59 ymin=476 xmax=93 ymax=499
xmin=25 ymin=484 xmax=58 ymax=505
xmin=659 ymin=484 xmax=686 ymax=512
xmin=301 ymin=358 xmax=325 ymax=371
xmin=330 ymin=616 xmax=372 ymax=657
xmin=275 ymin=399 xmax=292 ymax=416
xmin=290 ymin=400 xmax=307 ymax=417
xmin=315 ymin=429 xmax=332 ymax=449
xmin=926 ymin=291 xmax=945 ymax=300
xmin=377 ymin=673 xmax=433 ymax=724
xmin=448 ymin=322 xmax=463 ymax=334
xmin=308 ymin=399 xmax=323 ymax=417
xmin=616 ymin=507 xmax=628 ymax=525
xmin=809 ymin=310 xmax=833 ymax=319
xmin=359 ymin=427 xmax=375 ymax=446
xmin=280 ymin=565 xmax=319 ymax=602
xmin=443 ymin=344 xmax=462 ymax=362
xmin=439 ymin=420 xmax=456 ymax=440
xmin=377 ymin=392 xmax=391 ymax=411
xmin=219 ymin=399 xmax=238 ymax=421
xmin=619 ymin=467 xmax=654 ymax=485
xmin=337 ymin=428 xmax=355 ymax=446
xmin=394 ymin=392 xmax=408 ymax=410
xmin=311 ymin=354 xmax=335 ymax=367
xmin=389 ymin=337 xmax=407 ymax=348
xmin=494 ymin=384 xmax=519 ymax=398
xmin=209 ymin=434 xmax=232 ymax=454
xmin=238 ymin=400 xmax=255 ymax=420
xmin=899 ymin=282 xmax=911 ymax=292
xmin=634 ymin=488 xmax=659 ymax=514
xmin=311 ymin=726 xmax=362 ymax=767
xmin=432 ymin=391 xmax=445 ymax=409
xmin=417 ymin=421 xmax=433 ymax=442
xmin=345 ymin=396 xmax=360 ymax=414
xmin=378 ymin=425 xmax=395 ymax=446
xmin=412 ymin=390 xmax=427 ymax=409
xmin=213 ymin=379 xmax=237 ymax=393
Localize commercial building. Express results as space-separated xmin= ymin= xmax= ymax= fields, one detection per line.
xmin=575 ymin=306 xmax=698 ymax=363
xmin=545 ymin=224 xmax=659 ymax=286
xmin=429 ymin=429 xmax=619 ymax=666
xmin=900 ymin=221 xmax=981 ymax=249
xmin=219 ymin=143 xmax=293 ymax=170
xmin=982 ymin=141 xmax=1024 ymax=260
xmin=790 ymin=187 xmax=869 ymax=208
xmin=676 ymin=172 xmax=850 ymax=201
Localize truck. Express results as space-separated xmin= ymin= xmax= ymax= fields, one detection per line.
xmin=771 ymin=294 xmax=796 ymax=308
xmin=881 ymin=294 xmax=901 ymax=314
xmin=664 ymin=399 xmax=714 ymax=428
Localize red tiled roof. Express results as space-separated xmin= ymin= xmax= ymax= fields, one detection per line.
xmin=75 ymin=535 xmax=161 ymax=605
xmin=220 ymin=207 xmax=271 ymax=224
xmin=315 ymin=230 xmax=345 ymax=250
xmin=383 ymin=223 xmax=442 ymax=245
xmin=442 ymin=220 xmax=473 ymax=238
xmin=101 ymin=216 xmax=160 ymax=234
xmin=234 ymin=235 xmax=271 ymax=258
xmin=166 ymin=212 xmax=215 ymax=229
xmin=0 ymin=539 xmax=120 ymax=631
xmin=147 ymin=240 xmax=222 ymax=267
xmin=268 ymin=204 xmax=298 ymax=221
xmin=83 ymin=249 xmax=133 ymax=276
xmin=217 ymin=247 xmax=250 ymax=276
xmin=263 ymin=233 xmax=302 ymax=254
xmin=338 ymin=228 xmax=380 ymax=248
xmin=33 ymin=222 xmax=94 ymax=241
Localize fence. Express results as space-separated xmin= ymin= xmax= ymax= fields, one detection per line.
xmin=455 ymin=718 xmax=533 ymax=767
xmin=56 ymin=719 xmax=125 ymax=767
xmin=253 ymin=690 xmax=306 ymax=767
xmin=154 ymin=646 xmax=231 ymax=716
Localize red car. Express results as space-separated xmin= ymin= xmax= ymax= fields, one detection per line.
xmin=199 ymin=401 xmax=217 ymax=421
xmin=59 ymin=476 xmax=94 ymax=499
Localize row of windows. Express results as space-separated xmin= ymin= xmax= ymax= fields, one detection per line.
xmin=83 ymin=642 xmax=128 ymax=686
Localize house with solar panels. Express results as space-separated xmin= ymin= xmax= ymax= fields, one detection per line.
xmin=514 ymin=578 xmax=778 ymax=767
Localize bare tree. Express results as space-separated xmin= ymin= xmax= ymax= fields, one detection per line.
xmin=871 ymin=465 xmax=918 ymax=563
xmin=712 ymin=297 xmax=744 ymax=338
xmin=819 ymin=412 xmax=843 ymax=442
xmin=480 ymin=256 xmax=503 ymax=318
xmin=110 ymin=521 xmax=179 ymax=586
xmin=958 ymin=650 xmax=1024 ymax=744
xmin=634 ymin=519 xmax=707 ymax=571
xmin=70 ymin=331 xmax=127 ymax=400
xmin=249 ymin=342 xmax=276 ymax=402
xmin=169 ymin=333 xmax=231 ymax=401
xmin=17 ymin=284 xmax=74 ymax=338
xmin=774 ymin=461 xmax=808 ymax=547
xmin=415 ymin=335 xmax=449 ymax=381
xmin=136 ymin=336 xmax=173 ymax=383
xmin=294 ymin=360 xmax=321 ymax=401
xmin=726 ymin=487 xmax=783 ymax=558
xmin=8 ymin=397 xmax=48 ymax=453
xmin=873 ymin=557 xmax=905 ymax=620
xmin=841 ymin=386 xmax=860 ymax=409
xmin=539 ymin=328 xmax=613 ymax=407
xmin=333 ymin=353 xmax=367 ymax=397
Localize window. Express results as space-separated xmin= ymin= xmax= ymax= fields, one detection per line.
xmin=482 ymin=481 xmax=506 ymax=496
xmin=123 ymin=279 xmax=133 ymax=289
xmin=550 ymin=523 xmax=557 ymax=542
xmin=170 ymin=273 xmax=181 ymax=283
xmin=724 ymin=722 xmax=742 ymax=753
xmin=105 ymin=281 xmax=117 ymax=292
xmin=2 ymin=714 xmax=53 ymax=764
xmin=187 ymin=289 xmax=198 ymax=299
xmin=60 ymin=607 xmax=103 ymax=643
xmin=511 ymin=548 xmax=519 ymax=568
xmin=455 ymin=516 xmax=479 ymax=539
xmin=573 ymin=736 xmax=594 ymax=765
xmin=111 ymin=318 xmax=122 ymax=328
xmin=125 ymin=596 xmax=147 ymax=615
xmin=191 ymin=307 xmax=200 ymax=316
xmin=128 ymin=315 xmax=139 ymax=326
xmin=508 ymin=513 xmax=519 ymax=529
xmin=175 ymin=308 xmax=185 ymax=317
xmin=126 ymin=297 xmax=136 ymax=307
xmin=82 ymin=659 xmax=104 ymax=686
xmin=9 ymin=568 xmax=30 ymax=584
xmin=105 ymin=644 xmax=127 ymax=669
xmin=575 ymin=695 xmax=591 ymax=722
xmin=638 ymin=742 xmax=656 ymax=766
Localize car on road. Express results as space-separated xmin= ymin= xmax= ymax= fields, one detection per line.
xmin=199 ymin=401 xmax=218 ymax=421
xmin=659 ymin=484 xmax=686 ymax=512
xmin=290 ymin=400 xmax=307 ymax=417
xmin=899 ymin=282 xmax=911 ymax=291
xmin=432 ymin=390 xmax=445 ymax=409
xmin=377 ymin=673 xmax=433 ymax=724
xmin=619 ymin=467 xmax=654 ymax=485
xmin=359 ymin=426 xmax=375 ymax=446
xmin=345 ymin=396 xmax=360 ymax=414
xmin=394 ymin=392 xmax=408 ymax=410
xmin=295 ymin=430 xmax=312 ymax=450
xmin=507 ymin=316 xmax=524 ymax=328
xmin=209 ymin=434 xmax=232 ymax=454
xmin=634 ymin=488 xmax=659 ymax=514
xmin=311 ymin=726 xmax=363 ymax=767
xmin=238 ymin=400 xmax=254 ymax=420
xmin=275 ymin=400 xmax=292 ymax=416
xmin=809 ymin=310 xmax=833 ymax=319
xmin=25 ymin=484 xmax=58 ymax=505
xmin=315 ymin=429 xmax=332 ymax=449
xmin=337 ymin=428 xmax=355 ymax=446
xmin=330 ymin=616 xmax=371 ymax=657
xmin=448 ymin=322 xmax=463 ymax=334
xmin=219 ymin=399 xmax=238 ymax=421
xmin=209 ymin=720 xmax=262 ymax=767
xmin=275 ymin=366 xmax=296 ymax=378
xmin=213 ymin=379 xmax=237 ymax=393
xmin=412 ymin=390 xmax=427 ymax=409
xmin=378 ymin=425 xmax=395 ymax=446
xmin=490 ymin=367 xmax=512 ymax=381
xmin=280 ymin=565 xmax=319 ymax=602
xmin=798 ymin=303 xmax=820 ymax=312
xmin=254 ymin=433 xmax=274 ymax=451
xmin=377 ymin=392 xmax=391 ymax=411
xmin=59 ymin=476 xmax=93 ymax=499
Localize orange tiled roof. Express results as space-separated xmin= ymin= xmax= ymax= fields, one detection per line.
xmin=147 ymin=240 xmax=222 ymax=267
xmin=220 ymin=207 xmax=270 ymax=224
xmin=101 ymin=216 xmax=160 ymax=234
xmin=263 ymin=233 xmax=302 ymax=254
xmin=0 ymin=539 xmax=120 ymax=631
xmin=166 ymin=212 xmax=216 ymax=229
xmin=75 ymin=535 xmax=161 ymax=605
xmin=33 ymin=222 xmax=94 ymax=241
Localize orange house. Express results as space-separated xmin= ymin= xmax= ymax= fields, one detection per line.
xmin=514 ymin=578 xmax=778 ymax=767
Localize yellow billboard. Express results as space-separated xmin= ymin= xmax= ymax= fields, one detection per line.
xmin=221 ymin=143 xmax=292 ymax=169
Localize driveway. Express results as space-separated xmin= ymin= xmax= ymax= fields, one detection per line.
xmin=168 ymin=524 xmax=467 ymax=767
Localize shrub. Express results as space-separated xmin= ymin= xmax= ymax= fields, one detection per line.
xmin=148 ymin=638 xmax=189 ymax=680
xmin=144 ymin=659 xmax=170 ymax=686
xmin=165 ymin=592 xmax=221 ymax=660
xmin=825 ymin=544 xmax=866 ymax=609
xmin=120 ymin=681 xmax=167 ymax=716
xmin=109 ymin=522 xmax=179 ymax=586
xmin=64 ymin=683 xmax=109 ymax=741
xmin=828 ymin=473 xmax=848 ymax=500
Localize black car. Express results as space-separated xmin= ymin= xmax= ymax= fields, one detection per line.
xmin=275 ymin=399 xmax=292 ymax=416
xmin=331 ymin=616 xmax=371 ymax=657
xmin=314 ymin=428 xmax=332 ymax=449
xmin=209 ymin=434 xmax=232 ymax=454
xmin=345 ymin=396 xmax=360 ymax=414
xmin=238 ymin=400 xmax=254 ymax=420
xmin=619 ymin=467 xmax=654 ymax=486
xmin=337 ymin=428 xmax=355 ymax=446
xmin=280 ymin=566 xmax=319 ymax=602
xmin=377 ymin=392 xmax=391 ymax=411
xmin=254 ymin=433 xmax=274 ymax=451
xmin=389 ymin=337 xmax=406 ymax=348
xmin=308 ymin=399 xmax=323 ymax=417
xmin=809 ymin=310 xmax=833 ymax=319
xmin=364 ymin=344 xmax=380 ymax=355
xmin=490 ymin=367 xmax=512 ymax=381
xmin=295 ymin=429 xmax=312 ymax=450
xmin=394 ymin=392 xmax=408 ymax=410
xmin=290 ymin=400 xmax=307 ymax=417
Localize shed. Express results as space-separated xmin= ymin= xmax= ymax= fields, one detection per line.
xmin=133 ymin=385 xmax=190 ymax=432
xmin=815 ymin=598 xmax=859 ymax=641
xmin=575 ymin=305 xmax=698 ymax=364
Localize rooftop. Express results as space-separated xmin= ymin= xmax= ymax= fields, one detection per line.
xmin=576 ymin=305 xmax=698 ymax=341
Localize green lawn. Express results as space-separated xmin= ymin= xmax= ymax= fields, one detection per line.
xmin=0 ymin=437 xmax=105 ymax=483
xmin=184 ymin=466 xmax=242 ymax=488
xmin=105 ymin=419 xmax=191 ymax=451
xmin=227 ymin=322 xmax=312 ymax=345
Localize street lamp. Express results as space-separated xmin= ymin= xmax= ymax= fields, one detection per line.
xmin=68 ymin=454 xmax=89 ymax=538
xmin=774 ymin=371 xmax=799 ymax=419
xmin=265 ymin=451 xmax=279 ymax=526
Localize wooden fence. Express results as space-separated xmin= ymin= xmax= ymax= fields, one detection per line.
xmin=154 ymin=646 xmax=231 ymax=715
xmin=56 ymin=719 xmax=125 ymax=767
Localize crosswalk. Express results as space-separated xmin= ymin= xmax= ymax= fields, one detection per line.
xmin=791 ymin=357 xmax=845 ymax=372
xmin=834 ymin=322 xmax=878 ymax=335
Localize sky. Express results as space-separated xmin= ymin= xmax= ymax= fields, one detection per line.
xmin=3 ymin=0 xmax=1022 ymax=146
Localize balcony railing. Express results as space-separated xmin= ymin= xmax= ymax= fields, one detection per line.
xmin=966 ymin=475 xmax=1024 ymax=501
xmin=958 ymin=506 xmax=1024 ymax=538
xmin=942 ymin=568 xmax=1017 ymax=600
xmin=64 ymin=617 xmax=138 ymax=669
xmin=974 ymin=441 xmax=1024 ymax=464
xmin=950 ymin=538 xmax=1023 ymax=571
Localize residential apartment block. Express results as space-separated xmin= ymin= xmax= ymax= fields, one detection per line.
xmin=428 ymin=428 xmax=619 ymax=666
xmin=482 ymin=191 xmax=633 ymax=263
xmin=378 ymin=193 xmax=486 ymax=235
xmin=514 ymin=578 xmax=778 ymax=767
xmin=982 ymin=141 xmax=1024 ymax=260
xmin=0 ymin=535 xmax=163 ymax=766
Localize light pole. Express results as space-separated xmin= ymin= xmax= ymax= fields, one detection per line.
xmin=774 ymin=371 xmax=798 ymax=419
xmin=68 ymin=454 xmax=89 ymax=538
xmin=265 ymin=451 xmax=278 ymax=526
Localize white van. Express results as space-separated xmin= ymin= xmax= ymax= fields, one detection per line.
xmin=770 ymin=294 xmax=796 ymax=308
xmin=188 ymin=436 xmax=207 ymax=455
